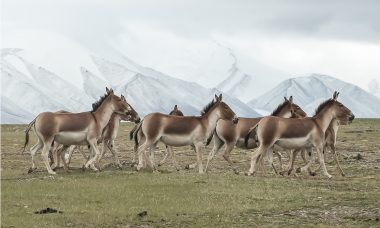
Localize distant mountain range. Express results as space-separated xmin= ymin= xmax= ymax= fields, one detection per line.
xmin=1 ymin=48 xmax=261 ymax=124
xmin=247 ymin=74 xmax=380 ymax=118
xmin=1 ymin=32 xmax=379 ymax=124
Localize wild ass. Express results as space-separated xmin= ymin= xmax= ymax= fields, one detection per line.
xmin=244 ymin=92 xmax=354 ymax=178
xmin=23 ymin=88 xmax=137 ymax=174
xmin=61 ymin=112 xmax=138 ymax=170
xmin=132 ymin=94 xmax=239 ymax=173
xmin=204 ymin=96 xmax=307 ymax=174
xmin=130 ymin=105 xmax=184 ymax=171
xmin=287 ymin=99 xmax=349 ymax=177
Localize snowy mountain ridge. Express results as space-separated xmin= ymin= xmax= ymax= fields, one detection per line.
xmin=1 ymin=48 xmax=262 ymax=124
xmin=247 ymin=74 xmax=380 ymax=118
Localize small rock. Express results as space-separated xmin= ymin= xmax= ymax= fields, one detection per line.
xmin=138 ymin=211 xmax=147 ymax=217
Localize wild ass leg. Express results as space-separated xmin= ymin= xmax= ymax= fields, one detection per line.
xmin=107 ymin=140 xmax=123 ymax=170
xmin=149 ymin=142 xmax=159 ymax=173
xmin=57 ymin=145 xmax=70 ymax=173
xmin=158 ymin=145 xmax=171 ymax=167
xmin=274 ymin=151 xmax=283 ymax=171
xmin=299 ymin=148 xmax=314 ymax=173
xmin=205 ymin=134 xmax=225 ymax=173
xmin=246 ymin=145 xmax=270 ymax=176
xmin=330 ymin=144 xmax=345 ymax=176
xmin=267 ymin=146 xmax=280 ymax=177
xmin=222 ymin=143 xmax=240 ymax=175
xmin=85 ymin=140 xmax=101 ymax=172
xmin=167 ymin=146 xmax=180 ymax=171
xmin=41 ymin=140 xmax=56 ymax=174
xmin=132 ymin=134 xmax=146 ymax=166
xmin=136 ymin=139 xmax=155 ymax=171
xmin=194 ymin=142 xmax=204 ymax=173
xmin=316 ymin=144 xmax=332 ymax=178
xmin=30 ymin=137 xmax=43 ymax=171
xmin=186 ymin=146 xmax=198 ymax=169
xmin=287 ymin=148 xmax=302 ymax=176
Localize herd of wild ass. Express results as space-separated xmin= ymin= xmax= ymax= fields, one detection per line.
xmin=23 ymin=87 xmax=355 ymax=179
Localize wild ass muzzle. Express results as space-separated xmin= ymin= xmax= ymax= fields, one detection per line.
xmin=23 ymin=88 xmax=138 ymax=174
xmin=133 ymin=94 xmax=238 ymax=173
xmin=204 ymin=96 xmax=307 ymax=174
xmin=244 ymin=91 xmax=354 ymax=178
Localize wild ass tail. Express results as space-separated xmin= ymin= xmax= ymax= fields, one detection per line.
xmin=244 ymin=122 xmax=260 ymax=148
xmin=22 ymin=117 xmax=37 ymax=153
xmin=130 ymin=121 xmax=143 ymax=148
xmin=130 ymin=120 xmax=142 ymax=140
xmin=205 ymin=127 xmax=217 ymax=147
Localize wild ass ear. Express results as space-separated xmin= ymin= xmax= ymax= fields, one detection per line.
xmin=109 ymin=88 xmax=114 ymax=94
xmin=284 ymin=97 xmax=288 ymax=102
xmin=219 ymin=94 xmax=223 ymax=101
xmin=174 ymin=105 xmax=178 ymax=110
xmin=121 ymin=95 xmax=126 ymax=101
xmin=332 ymin=91 xmax=337 ymax=101
xmin=289 ymin=96 xmax=293 ymax=104
xmin=106 ymin=87 xmax=111 ymax=94
xmin=215 ymin=94 xmax=220 ymax=102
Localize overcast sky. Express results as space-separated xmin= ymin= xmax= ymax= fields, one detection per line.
xmin=2 ymin=0 xmax=380 ymax=91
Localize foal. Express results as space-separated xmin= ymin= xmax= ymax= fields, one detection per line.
xmin=134 ymin=94 xmax=238 ymax=173
xmin=245 ymin=92 xmax=354 ymax=178
xmin=23 ymin=88 xmax=134 ymax=174
xmin=204 ymin=96 xmax=307 ymax=174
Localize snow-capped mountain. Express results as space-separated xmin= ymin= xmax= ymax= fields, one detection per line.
xmin=89 ymin=56 xmax=261 ymax=117
xmin=1 ymin=95 xmax=35 ymax=124
xmin=247 ymin=74 xmax=380 ymax=118
xmin=118 ymin=39 xmax=291 ymax=102
xmin=1 ymin=46 xmax=261 ymax=123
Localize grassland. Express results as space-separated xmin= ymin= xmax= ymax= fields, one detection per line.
xmin=1 ymin=119 xmax=380 ymax=227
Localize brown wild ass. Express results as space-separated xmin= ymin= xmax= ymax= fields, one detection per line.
xmin=244 ymin=92 xmax=354 ymax=178
xmin=132 ymin=94 xmax=238 ymax=173
xmin=130 ymin=105 xmax=184 ymax=171
xmin=287 ymin=102 xmax=348 ymax=177
xmin=23 ymin=88 xmax=137 ymax=174
xmin=204 ymin=96 xmax=307 ymax=174
xmin=157 ymin=105 xmax=184 ymax=170
xmin=63 ymin=112 xmax=138 ymax=170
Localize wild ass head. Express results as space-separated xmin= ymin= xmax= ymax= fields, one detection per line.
xmin=201 ymin=94 xmax=238 ymax=124
xmin=314 ymin=91 xmax=354 ymax=125
xmin=169 ymin=105 xmax=184 ymax=116
xmin=271 ymin=96 xmax=307 ymax=118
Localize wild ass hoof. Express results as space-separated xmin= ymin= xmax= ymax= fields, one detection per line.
xmin=296 ymin=167 xmax=301 ymax=173
xmin=310 ymin=172 xmax=317 ymax=176
xmin=185 ymin=164 xmax=190 ymax=170
xmin=327 ymin=175 xmax=332 ymax=179
xmin=341 ymin=173 xmax=346 ymax=177
xmin=158 ymin=163 xmax=162 ymax=167
xmin=82 ymin=165 xmax=86 ymax=171
xmin=245 ymin=172 xmax=253 ymax=176
xmin=48 ymin=171 xmax=57 ymax=175
xmin=234 ymin=171 xmax=239 ymax=175
xmin=279 ymin=171 xmax=284 ymax=176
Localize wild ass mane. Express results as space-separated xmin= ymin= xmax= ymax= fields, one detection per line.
xmin=270 ymin=99 xmax=290 ymax=116
xmin=200 ymin=99 xmax=217 ymax=116
xmin=313 ymin=98 xmax=334 ymax=116
xmin=91 ymin=93 xmax=110 ymax=113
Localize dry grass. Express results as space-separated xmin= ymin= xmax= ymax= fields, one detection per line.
xmin=1 ymin=119 xmax=380 ymax=227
